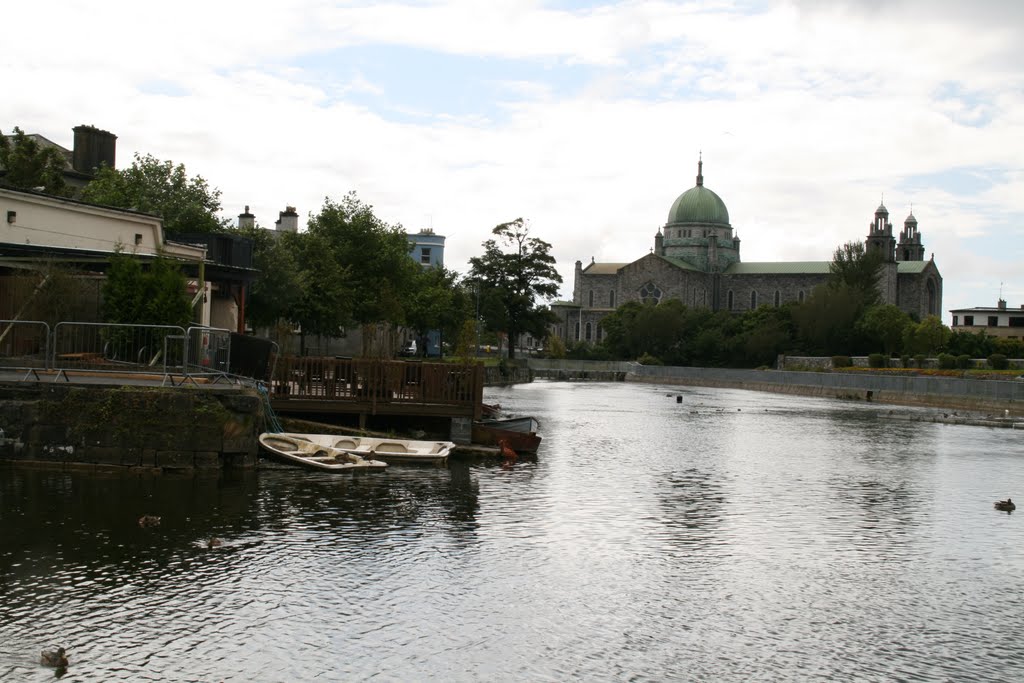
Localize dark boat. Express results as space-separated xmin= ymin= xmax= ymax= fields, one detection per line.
xmin=472 ymin=416 xmax=541 ymax=453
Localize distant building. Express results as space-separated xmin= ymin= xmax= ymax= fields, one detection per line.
xmin=950 ymin=300 xmax=1024 ymax=339
xmin=1 ymin=124 xmax=117 ymax=193
xmin=406 ymin=228 xmax=446 ymax=356
xmin=551 ymin=159 xmax=943 ymax=346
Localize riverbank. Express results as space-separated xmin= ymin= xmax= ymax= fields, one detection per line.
xmin=526 ymin=359 xmax=1024 ymax=418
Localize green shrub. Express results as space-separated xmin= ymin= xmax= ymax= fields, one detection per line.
xmin=637 ymin=352 xmax=663 ymax=366
xmin=900 ymin=354 xmax=910 ymax=369
xmin=988 ymin=353 xmax=1009 ymax=370
xmin=914 ymin=354 xmax=926 ymax=368
xmin=955 ymin=354 xmax=972 ymax=370
xmin=831 ymin=355 xmax=852 ymax=368
xmin=937 ymin=353 xmax=957 ymax=370
xmin=868 ymin=353 xmax=887 ymax=368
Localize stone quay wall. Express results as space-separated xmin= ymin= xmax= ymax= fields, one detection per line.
xmin=0 ymin=383 xmax=263 ymax=471
xmin=526 ymin=359 xmax=1024 ymax=415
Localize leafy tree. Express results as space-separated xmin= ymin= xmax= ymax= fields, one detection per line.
xmin=468 ymin=218 xmax=562 ymax=359
xmin=289 ymin=231 xmax=352 ymax=351
xmin=81 ymin=153 xmax=228 ymax=233
xmin=857 ymin=304 xmax=912 ymax=356
xmin=404 ymin=266 xmax=473 ymax=347
xmin=902 ymin=315 xmax=950 ymax=356
xmin=829 ymin=240 xmax=883 ymax=308
xmin=245 ymin=230 xmax=304 ymax=330
xmin=305 ymin=193 xmax=420 ymax=355
xmin=102 ymin=250 xmax=192 ymax=328
xmin=0 ymin=127 xmax=70 ymax=196
xmin=793 ymin=284 xmax=864 ymax=355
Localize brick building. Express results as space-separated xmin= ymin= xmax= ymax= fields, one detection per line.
xmin=551 ymin=159 xmax=943 ymax=346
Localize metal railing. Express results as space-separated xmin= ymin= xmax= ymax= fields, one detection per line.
xmin=0 ymin=321 xmax=277 ymax=387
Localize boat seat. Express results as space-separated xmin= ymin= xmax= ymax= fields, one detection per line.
xmin=333 ymin=439 xmax=359 ymax=449
xmin=374 ymin=441 xmax=408 ymax=453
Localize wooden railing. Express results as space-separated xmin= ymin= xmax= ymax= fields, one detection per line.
xmin=270 ymin=356 xmax=484 ymax=418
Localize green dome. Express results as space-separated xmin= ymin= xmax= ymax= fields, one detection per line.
xmin=665 ymin=160 xmax=730 ymax=227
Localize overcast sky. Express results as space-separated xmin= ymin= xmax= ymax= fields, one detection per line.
xmin=4 ymin=0 xmax=1022 ymax=321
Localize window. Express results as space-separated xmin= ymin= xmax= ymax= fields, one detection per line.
xmin=952 ymin=316 xmax=958 ymax=326
xmin=727 ymin=290 xmax=734 ymax=310
xmin=585 ymin=322 xmax=592 ymax=341
xmin=798 ymin=290 xmax=805 ymax=303
xmin=420 ymin=247 xmax=431 ymax=265
xmin=134 ymin=233 xmax=143 ymax=246
xmin=750 ymin=291 xmax=757 ymax=309
xmin=1010 ymin=317 xmax=1024 ymax=328
xmin=964 ymin=316 xmax=974 ymax=326
xmin=774 ymin=290 xmax=781 ymax=307
xmin=588 ymin=290 xmax=594 ymax=307
xmin=609 ymin=290 xmax=616 ymax=307
xmin=639 ymin=282 xmax=662 ymax=304
xmin=575 ymin=322 xmax=580 ymax=340
xmin=989 ymin=316 xmax=999 ymax=327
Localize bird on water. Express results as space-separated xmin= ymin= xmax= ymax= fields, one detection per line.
xmin=138 ymin=514 xmax=161 ymax=528
xmin=41 ymin=647 xmax=68 ymax=668
xmin=994 ymin=498 xmax=1016 ymax=512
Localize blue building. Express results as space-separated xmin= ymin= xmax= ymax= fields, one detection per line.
xmin=406 ymin=228 xmax=446 ymax=356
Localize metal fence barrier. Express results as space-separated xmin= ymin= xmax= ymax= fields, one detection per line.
xmin=51 ymin=322 xmax=188 ymax=376
xmin=0 ymin=320 xmax=51 ymax=373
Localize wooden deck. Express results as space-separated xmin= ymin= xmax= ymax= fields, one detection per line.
xmin=269 ymin=356 xmax=484 ymax=420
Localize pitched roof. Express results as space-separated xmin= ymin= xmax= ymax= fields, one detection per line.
xmin=583 ymin=262 xmax=629 ymax=275
xmin=725 ymin=261 xmax=831 ymax=275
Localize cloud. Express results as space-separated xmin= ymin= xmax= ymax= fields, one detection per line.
xmin=2 ymin=0 xmax=1022 ymax=321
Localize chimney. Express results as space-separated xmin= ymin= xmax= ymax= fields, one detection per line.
xmin=238 ymin=205 xmax=255 ymax=229
xmin=998 ymin=299 xmax=1007 ymax=310
xmin=72 ymin=125 xmax=116 ymax=175
xmin=275 ymin=206 xmax=298 ymax=233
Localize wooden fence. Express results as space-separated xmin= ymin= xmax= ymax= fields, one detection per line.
xmin=270 ymin=356 xmax=484 ymax=419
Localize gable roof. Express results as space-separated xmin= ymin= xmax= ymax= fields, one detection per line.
xmin=583 ymin=262 xmax=629 ymax=275
xmin=725 ymin=261 xmax=831 ymax=275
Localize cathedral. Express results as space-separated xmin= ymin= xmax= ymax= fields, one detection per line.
xmin=551 ymin=160 xmax=942 ymax=346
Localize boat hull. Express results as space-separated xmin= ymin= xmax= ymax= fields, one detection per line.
xmin=471 ymin=422 xmax=541 ymax=453
xmin=270 ymin=432 xmax=455 ymax=466
xmin=259 ymin=433 xmax=387 ymax=472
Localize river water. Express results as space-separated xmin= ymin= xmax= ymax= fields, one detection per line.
xmin=2 ymin=381 xmax=1023 ymax=681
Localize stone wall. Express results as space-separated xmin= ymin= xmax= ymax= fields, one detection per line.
xmin=0 ymin=383 xmax=263 ymax=471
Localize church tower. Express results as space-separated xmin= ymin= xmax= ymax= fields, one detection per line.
xmin=896 ymin=211 xmax=925 ymax=261
xmin=865 ymin=201 xmax=896 ymax=263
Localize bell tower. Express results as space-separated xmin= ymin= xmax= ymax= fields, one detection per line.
xmin=865 ymin=200 xmax=896 ymax=263
xmin=896 ymin=210 xmax=925 ymax=261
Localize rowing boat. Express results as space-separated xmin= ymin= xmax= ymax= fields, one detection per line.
xmin=258 ymin=433 xmax=388 ymax=472
xmin=269 ymin=432 xmax=455 ymax=466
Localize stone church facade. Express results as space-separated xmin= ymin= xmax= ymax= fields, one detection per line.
xmin=551 ymin=160 xmax=942 ymax=346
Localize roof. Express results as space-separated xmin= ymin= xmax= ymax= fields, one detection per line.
xmin=725 ymin=261 xmax=831 ymax=275
xmin=949 ymin=306 xmax=1023 ymax=313
xmin=583 ymin=262 xmax=628 ymax=275
xmin=896 ymin=261 xmax=930 ymax=274
xmin=657 ymin=255 xmax=700 ymax=271
xmin=666 ymin=185 xmax=730 ymax=227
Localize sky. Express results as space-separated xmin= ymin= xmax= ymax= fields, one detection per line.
xmin=3 ymin=0 xmax=1022 ymax=322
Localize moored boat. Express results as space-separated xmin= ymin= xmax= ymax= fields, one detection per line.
xmin=472 ymin=417 xmax=541 ymax=453
xmin=259 ymin=433 xmax=388 ymax=472
xmin=271 ymin=432 xmax=455 ymax=465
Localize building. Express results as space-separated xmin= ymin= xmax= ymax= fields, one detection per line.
xmin=950 ymin=300 xmax=1024 ymax=339
xmin=551 ymin=159 xmax=943 ymax=346
xmin=1 ymin=124 xmax=117 ymax=193
xmin=406 ymin=228 xmax=446 ymax=356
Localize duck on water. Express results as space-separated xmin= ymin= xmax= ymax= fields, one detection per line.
xmin=994 ymin=498 xmax=1016 ymax=512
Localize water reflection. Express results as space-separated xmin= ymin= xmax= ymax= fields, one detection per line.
xmin=2 ymin=382 xmax=1024 ymax=680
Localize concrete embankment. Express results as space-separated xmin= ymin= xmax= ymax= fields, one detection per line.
xmin=526 ymin=359 xmax=1024 ymax=417
xmin=0 ymin=382 xmax=262 ymax=471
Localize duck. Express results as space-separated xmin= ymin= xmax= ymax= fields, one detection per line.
xmin=40 ymin=647 xmax=68 ymax=668
xmin=994 ymin=498 xmax=1016 ymax=512
xmin=206 ymin=537 xmax=223 ymax=549
xmin=138 ymin=514 xmax=161 ymax=528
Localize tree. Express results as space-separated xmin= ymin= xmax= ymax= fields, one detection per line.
xmin=302 ymin=193 xmax=421 ymax=356
xmin=903 ymin=315 xmax=950 ymax=356
xmin=404 ymin=266 xmax=473 ymax=351
xmin=0 ymin=127 xmax=70 ymax=196
xmin=102 ymin=250 xmax=192 ymax=328
xmin=81 ymin=153 xmax=228 ymax=233
xmin=829 ymin=240 xmax=883 ymax=309
xmin=793 ymin=284 xmax=864 ymax=355
xmin=468 ymin=218 xmax=562 ymax=359
xmin=857 ymin=304 xmax=912 ymax=356
xmin=244 ymin=230 xmax=304 ymax=330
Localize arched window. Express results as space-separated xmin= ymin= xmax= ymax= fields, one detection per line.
xmin=727 ymin=290 xmax=734 ymax=310
xmin=798 ymin=290 xmax=805 ymax=303
xmin=585 ymin=322 xmax=592 ymax=341
xmin=702 ymin=289 xmax=707 ymax=307
xmin=588 ymin=290 xmax=594 ymax=307
xmin=927 ymin=279 xmax=936 ymax=315
xmin=774 ymin=290 xmax=781 ymax=307
xmin=575 ymin=322 xmax=580 ymax=341
xmin=750 ymin=290 xmax=757 ymax=309
xmin=609 ymin=290 xmax=615 ymax=308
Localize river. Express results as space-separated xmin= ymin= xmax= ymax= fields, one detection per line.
xmin=2 ymin=381 xmax=1023 ymax=681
